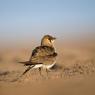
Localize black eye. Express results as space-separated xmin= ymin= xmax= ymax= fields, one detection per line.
xmin=49 ymin=38 xmax=51 ymax=42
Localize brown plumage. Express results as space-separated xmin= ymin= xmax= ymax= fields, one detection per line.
xmin=19 ymin=35 xmax=58 ymax=77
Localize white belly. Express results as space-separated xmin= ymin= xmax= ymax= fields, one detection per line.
xmin=32 ymin=64 xmax=43 ymax=69
xmin=42 ymin=62 xmax=55 ymax=69
xmin=32 ymin=61 xmax=56 ymax=70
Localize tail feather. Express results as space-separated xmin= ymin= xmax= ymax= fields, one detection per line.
xmin=18 ymin=61 xmax=43 ymax=66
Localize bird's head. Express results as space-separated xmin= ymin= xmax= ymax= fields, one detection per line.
xmin=41 ymin=35 xmax=56 ymax=47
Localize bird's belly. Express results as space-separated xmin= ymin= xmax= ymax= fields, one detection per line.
xmin=33 ymin=64 xmax=43 ymax=69
xmin=32 ymin=60 xmax=56 ymax=69
xmin=42 ymin=61 xmax=56 ymax=69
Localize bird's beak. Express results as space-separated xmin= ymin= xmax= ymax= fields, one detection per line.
xmin=53 ymin=37 xmax=56 ymax=40
xmin=51 ymin=37 xmax=56 ymax=43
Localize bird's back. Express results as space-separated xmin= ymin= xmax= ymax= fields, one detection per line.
xmin=32 ymin=46 xmax=55 ymax=56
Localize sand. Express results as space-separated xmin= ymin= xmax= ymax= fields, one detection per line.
xmin=0 ymin=43 xmax=95 ymax=95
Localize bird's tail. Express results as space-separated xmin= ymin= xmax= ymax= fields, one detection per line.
xmin=18 ymin=61 xmax=33 ymax=66
xmin=18 ymin=61 xmax=43 ymax=66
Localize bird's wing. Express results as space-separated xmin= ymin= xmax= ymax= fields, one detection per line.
xmin=29 ymin=46 xmax=57 ymax=63
xmin=32 ymin=46 xmax=55 ymax=56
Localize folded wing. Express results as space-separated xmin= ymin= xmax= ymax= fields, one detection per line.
xmin=29 ymin=46 xmax=57 ymax=64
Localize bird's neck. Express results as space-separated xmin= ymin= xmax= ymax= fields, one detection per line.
xmin=41 ymin=43 xmax=54 ymax=48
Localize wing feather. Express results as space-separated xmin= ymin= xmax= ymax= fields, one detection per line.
xmin=29 ymin=46 xmax=57 ymax=63
xmin=32 ymin=46 xmax=55 ymax=57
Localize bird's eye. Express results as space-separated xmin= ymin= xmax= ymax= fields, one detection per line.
xmin=48 ymin=38 xmax=52 ymax=42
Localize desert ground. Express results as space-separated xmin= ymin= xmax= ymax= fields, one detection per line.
xmin=0 ymin=42 xmax=95 ymax=95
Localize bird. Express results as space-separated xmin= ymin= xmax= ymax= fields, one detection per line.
xmin=19 ymin=35 xmax=58 ymax=77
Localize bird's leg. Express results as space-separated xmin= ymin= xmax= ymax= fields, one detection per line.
xmin=39 ymin=67 xmax=42 ymax=75
xmin=46 ymin=68 xmax=49 ymax=76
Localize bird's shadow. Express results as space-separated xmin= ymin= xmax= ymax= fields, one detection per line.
xmin=50 ymin=64 xmax=63 ymax=71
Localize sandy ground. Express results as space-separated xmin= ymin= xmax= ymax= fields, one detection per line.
xmin=0 ymin=43 xmax=95 ymax=95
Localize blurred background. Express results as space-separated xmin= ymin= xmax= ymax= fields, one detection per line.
xmin=0 ymin=1 xmax=95 ymax=95
xmin=0 ymin=0 xmax=95 ymax=49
